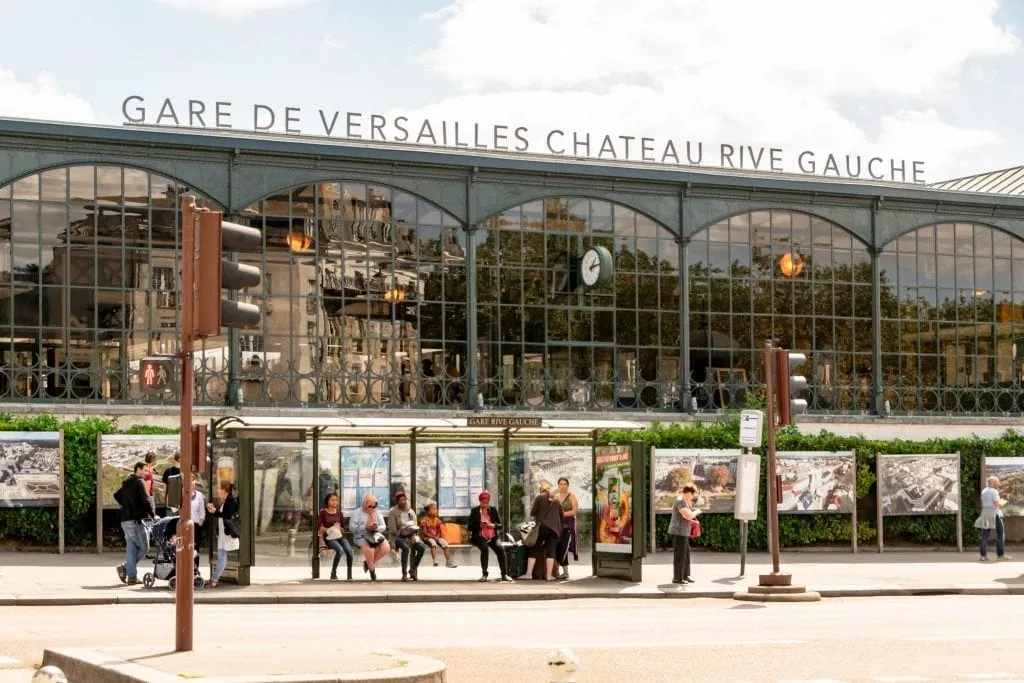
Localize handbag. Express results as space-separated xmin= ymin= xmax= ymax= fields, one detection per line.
xmin=363 ymin=531 xmax=386 ymax=547
xmin=690 ymin=520 xmax=702 ymax=539
xmin=522 ymin=523 xmax=539 ymax=548
xmin=325 ymin=523 xmax=343 ymax=541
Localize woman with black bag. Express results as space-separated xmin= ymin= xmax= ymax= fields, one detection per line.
xmin=526 ymin=483 xmax=564 ymax=581
xmin=206 ymin=481 xmax=240 ymax=588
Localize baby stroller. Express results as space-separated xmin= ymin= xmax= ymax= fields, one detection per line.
xmin=142 ymin=515 xmax=205 ymax=590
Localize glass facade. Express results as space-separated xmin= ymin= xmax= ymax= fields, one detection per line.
xmin=0 ymin=165 xmax=218 ymax=401
xmin=687 ymin=211 xmax=874 ymax=412
xmin=0 ymin=163 xmax=1020 ymax=416
xmin=227 ymin=182 xmax=466 ymax=407
xmin=476 ymin=198 xmax=681 ymax=410
xmin=879 ymin=223 xmax=1024 ymax=413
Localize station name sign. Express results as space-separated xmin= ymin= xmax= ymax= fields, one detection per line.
xmin=466 ymin=416 xmax=543 ymax=428
xmin=120 ymin=96 xmax=927 ymax=184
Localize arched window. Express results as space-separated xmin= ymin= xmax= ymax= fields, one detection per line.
xmin=234 ymin=182 xmax=465 ymax=408
xmin=879 ymin=223 xmax=1024 ymax=414
xmin=0 ymin=165 xmax=217 ymax=403
xmin=688 ymin=210 xmax=872 ymax=412
xmin=476 ymin=197 xmax=680 ymax=410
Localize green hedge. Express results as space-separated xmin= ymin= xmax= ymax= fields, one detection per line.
xmin=602 ymin=418 xmax=1021 ymax=551
xmin=2 ymin=412 xmax=1020 ymax=551
xmin=0 ymin=414 xmax=180 ymax=549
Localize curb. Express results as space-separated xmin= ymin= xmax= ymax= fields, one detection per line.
xmin=42 ymin=647 xmax=446 ymax=683
xmin=5 ymin=584 xmax=1023 ymax=606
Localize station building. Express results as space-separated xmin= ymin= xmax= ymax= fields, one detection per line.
xmin=2 ymin=117 xmax=1024 ymax=439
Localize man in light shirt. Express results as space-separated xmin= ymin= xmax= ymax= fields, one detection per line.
xmin=976 ymin=476 xmax=1010 ymax=562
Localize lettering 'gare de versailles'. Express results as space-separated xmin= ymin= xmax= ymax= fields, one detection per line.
xmin=121 ymin=96 xmax=927 ymax=183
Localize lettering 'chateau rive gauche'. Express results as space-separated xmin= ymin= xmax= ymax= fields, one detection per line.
xmin=121 ymin=96 xmax=927 ymax=183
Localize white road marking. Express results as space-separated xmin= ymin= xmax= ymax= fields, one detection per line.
xmin=956 ymin=676 xmax=1022 ymax=681
xmin=873 ymin=677 xmax=932 ymax=682
xmin=0 ymin=657 xmax=20 ymax=665
xmin=511 ymin=638 xmax=807 ymax=650
xmin=902 ymin=635 xmax=1018 ymax=642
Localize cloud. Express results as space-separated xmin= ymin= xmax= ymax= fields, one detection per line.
xmin=411 ymin=0 xmax=1019 ymax=181
xmin=154 ymin=0 xmax=316 ymax=18
xmin=0 ymin=67 xmax=95 ymax=123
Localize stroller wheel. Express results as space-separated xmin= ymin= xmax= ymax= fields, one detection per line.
xmin=142 ymin=573 xmax=155 ymax=589
xmin=194 ymin=575 xmax=205 ymax=591
xmin=168 ymin=577 xmax=177 ymax=590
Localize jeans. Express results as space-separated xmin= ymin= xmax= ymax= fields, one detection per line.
xmin=120 ymin=520 xmax=149 ymax=580
xmin=396 ymin=537 xmax=426 ymax=575
xmin=672 ymin=534 xmax=691 ymax=582
xmin=326 ymin=538 xmax=353 ymax=576
xmin=212 ymin=549 xmax=228 ymax=582
xmin=980 ymin=516 xmax=1006 ymax=558
xmin=473 ymin=537 xmax=508 ymax=577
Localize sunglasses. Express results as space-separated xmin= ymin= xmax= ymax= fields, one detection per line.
xmin=368 ymin=504 xmax=378 ymax=508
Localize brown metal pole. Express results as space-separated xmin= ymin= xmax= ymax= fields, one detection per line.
xmin=764 ymin=341 xmax=781 ymax=576
xmin=175 ymin=196 xmax=197 ymax=652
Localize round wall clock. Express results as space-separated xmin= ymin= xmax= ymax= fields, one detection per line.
xmin=579 ymin=245 xmax=613 ymax=288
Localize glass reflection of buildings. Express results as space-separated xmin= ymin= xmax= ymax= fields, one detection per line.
xmin=2 ymin=156 xmax=1024 ymax=417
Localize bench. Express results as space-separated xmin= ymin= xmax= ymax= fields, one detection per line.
xmin=310 ymin=522 xmax=476 ymax=577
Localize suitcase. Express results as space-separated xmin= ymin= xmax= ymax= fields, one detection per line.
xmin=500 ymin=535 xmax=528 ymax=579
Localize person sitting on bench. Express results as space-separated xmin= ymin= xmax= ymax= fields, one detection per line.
xmin=468 ymin=490 xmax=512 ymax=583
xmin=419 ymin=501 xmax=457 ymax=568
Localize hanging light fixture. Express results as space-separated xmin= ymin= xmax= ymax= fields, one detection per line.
xmin=778 ymin=252 xmax=804 ymax=278
xmin=286 ymin=230 xmax=313 ymax=252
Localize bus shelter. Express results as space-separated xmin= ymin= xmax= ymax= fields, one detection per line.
xmin=205 ymin=415 xmax=644 ymax=585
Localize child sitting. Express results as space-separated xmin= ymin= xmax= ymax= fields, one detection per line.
xmin=419 ymin=501 xmax=458 ymax=568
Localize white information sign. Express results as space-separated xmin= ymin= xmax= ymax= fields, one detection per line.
xmin=738 ymin=410 xmax=764 ymax=448
xmin=734 ymin=453 xmax=761 ymax=522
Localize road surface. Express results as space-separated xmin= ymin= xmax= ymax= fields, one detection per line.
xmin=1 ymin=596 xmax=1022 ymax=681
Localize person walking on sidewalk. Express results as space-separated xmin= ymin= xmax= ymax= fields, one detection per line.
xmin=975 ymin=476 xmax=1011 ymax=562
xmin=669 ymin=485 xmax=700 ymax=584
xmin=387 ymin=491 xmax=425 ymax=582
xmin=468 ymin=490 xmax=512 ymax=582
xmin=114 ymin=462 xmax=156 ymax=585
xmin=206 ymin=481 xmax=240 ymax=587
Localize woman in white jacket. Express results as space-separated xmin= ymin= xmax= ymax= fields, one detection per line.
xmin=349 ymin=493 xmax=390 ymax=581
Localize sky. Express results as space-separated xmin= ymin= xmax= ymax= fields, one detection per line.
xmin=1 ymin=0 xmax=1022 ymax=184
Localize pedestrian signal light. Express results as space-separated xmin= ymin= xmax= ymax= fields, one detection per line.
xmin=774 ymin=349 xmax=808 ymax=426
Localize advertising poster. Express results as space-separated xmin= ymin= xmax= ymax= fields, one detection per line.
xmin=523 ymin=445 xmax=593 ymax=512
xmin=777 ymin=451 xmax=856 ymax=514
xmin=878 ymin=454 xmax=960 ymax=516
xmin=0 ymin=431 xmax=61 ymax=508
xmin=652 ymin=449 xmax=740 ymax=513
xmin=436 ymin=447 xmax=486 ymax=516
xmin=98 ymin=434 xmax=180 ymax=509
xmin=982 ymin=457 xmax=1024 ymax=517
xmin=340 ymin=446 xmax=391 ymax=513
xmin=594 ymin=446 xmax=633 ymax=554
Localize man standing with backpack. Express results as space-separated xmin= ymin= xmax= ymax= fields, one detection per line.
xmin=115 ymin=462 xmax=156 ymax=585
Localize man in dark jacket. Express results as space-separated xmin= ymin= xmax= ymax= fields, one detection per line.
xmin=115 ymin=462 xmax=156 ymax=584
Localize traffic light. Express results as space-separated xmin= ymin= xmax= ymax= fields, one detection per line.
xmin=195 ymin=211 xmax=263 ymax=337
xmin=774 ymin=349 xmax=808 ymax=426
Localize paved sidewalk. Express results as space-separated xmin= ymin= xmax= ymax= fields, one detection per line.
xmin=1 ymin=548 xmax=1022 ymax=605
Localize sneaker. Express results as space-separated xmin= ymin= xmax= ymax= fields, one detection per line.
xmin=500 ymin=575 xmax=513 ymax=582
xmin=684 ymin=577 xmax=695 ymax=584
xmin=999 ymin=554 xmax=1013 ymax=561
xmin=980 ymin=556 xmax=990 ymax=562
xmin=446 ymin=561 xmax=458 ymax=569
xmin=126 ymin=578 xmax=140 ymax=585
xmin=478 ymin=575 xmax=488 ymax=582
xmin=401 ymin=574 xmax=409 ymax=582
xmin=116 ymin=565 xmax=127 ymax=584
xmin=433 ymin=561 xmax=439 ymax=567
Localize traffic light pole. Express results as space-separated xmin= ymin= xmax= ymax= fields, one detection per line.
xmin=175 ymin=197 xmax=198 ymax=652
xmin=762 ymin=340 xmax=784 ymax=580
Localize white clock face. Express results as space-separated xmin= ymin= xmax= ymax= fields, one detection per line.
xmin=581 ymin=248 xmax=602 ymax=286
